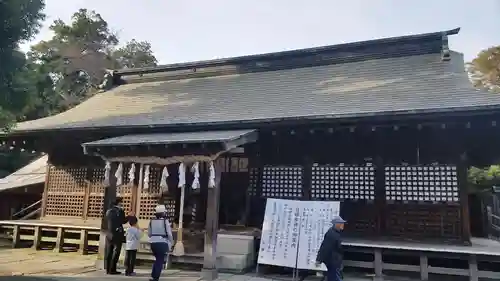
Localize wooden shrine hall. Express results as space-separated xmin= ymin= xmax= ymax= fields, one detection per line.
xmin=5 ymin=27 xmax=500 ymax=280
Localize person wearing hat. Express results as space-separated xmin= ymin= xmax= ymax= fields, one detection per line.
xmin=104 ymin=197 xmax=130 ymax=275
xmin=315 ymin=215 xmax=346 ymax=281
xmin=147 ymin=204 xmax=174 ymax=281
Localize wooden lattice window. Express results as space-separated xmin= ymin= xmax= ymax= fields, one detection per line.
xmin=261 ymin=166 xmax=302 ymax=199
xmin=46 ymin=194 xmax=85 ymax=217
xmin=47 ymin=166 xmax=87 ymax=193
xmin=87 ymin=167 xmax=105 ymax=218
xmin=138 ymin=165 xmax=163 ymax=220
xmin=45 ymin=165 xmax=86 ymax=217
xmin=385 ymin=165 xmax=459 ymax=203
xmin=311 ymin=164 xmax=375 ymax=201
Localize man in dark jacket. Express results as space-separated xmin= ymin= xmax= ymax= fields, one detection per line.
xmin=105 ymin=197 xmax=129 ymax=275
xmin=315 ymin=216 xmax=346 ymax=281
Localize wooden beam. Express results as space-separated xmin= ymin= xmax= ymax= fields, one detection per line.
xmin=97 ymin=163 xmax=118 ymax=270
xmin=40 ymin=163 xmax=51 ymax=218
xmin=201 ymin=161 xmax=222 ymax=281
xmin=459 ymin=152 xmax=471 ymax=245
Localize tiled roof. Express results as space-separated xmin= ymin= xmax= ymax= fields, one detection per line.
xmin=12 ymin=30 xmax=499 ymax=133
xmin=0 ymin=155 xmax=47 ymax=192
xmin=83 ymin=130 xmax=256 ymax=146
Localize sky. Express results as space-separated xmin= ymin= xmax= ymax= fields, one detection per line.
xmin=20 ymin=0 xmax=500 ymax=64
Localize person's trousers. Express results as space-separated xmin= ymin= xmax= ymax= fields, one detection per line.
xmin=325 ymin=265 xmax=342 ymax=281
xmin=104 ymin=239 xmax=122 ymax=273
xmin=150 ymin=242 xmax=169 ymax=281
xmin=124 ymin=249 xmax=137 ymax=274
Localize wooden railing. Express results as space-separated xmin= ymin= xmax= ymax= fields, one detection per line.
xmin=12 ymin=200 xmax=42 ymax=220
xmin=0 ymin=220 xmax=100 ymax=254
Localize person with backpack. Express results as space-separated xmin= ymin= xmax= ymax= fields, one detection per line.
xmin=105 ymin=197 xmax=130 ymax=275
xmin=148 ymin=204 xmax=174 ymax=281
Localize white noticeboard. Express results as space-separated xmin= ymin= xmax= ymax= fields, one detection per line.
xmin=257 ymin=198 xmax=302 ymax=268
xmin=257 ymin=198 xmax=341 ymax=270
xmin=296 ymin=201 xmax=341 ymax=271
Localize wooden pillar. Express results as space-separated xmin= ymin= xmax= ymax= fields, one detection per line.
xmin=12 ymin=225 xmax=20 ymax=248
xmin=241 ymin=145 xmax=259 ymax=225
xmin=53 ymin=227 xmax=65 ymax=253
xmin=79 ymin=229 xmax=89 ymax=255
xmin=374 ymin=156 xmax=385 ymax=237
xmin=458 ymin=152 xmax=471 ymax=245
xmin=32 ymin=226 xmax=41 ymax=250
xmin=201 ymin=161 xmax=221 ymax=281
xmin=82 ymin=169 xmax=91 ymax=221
xmin=419 ymin=254 xmax=429 ymax=280
xmin=97 ymin=163 xmax=118 ymax=270
xmin=301 ymin=156 xmax=312 ymax=200
xmin=173 ymin=163 xmax=187 ymax=256
xmin=135 ymin=164 xmax=144 ymax=217
xmin=40 ymin=164 xmax=51 ymax=217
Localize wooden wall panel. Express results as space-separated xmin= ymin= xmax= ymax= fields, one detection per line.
xmin=44 ymin=165 xmax=86 ymax=217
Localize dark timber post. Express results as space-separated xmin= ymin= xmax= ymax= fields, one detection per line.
xmin=201 ymin=161 xmax=221 ymax=280
xmin=302 ymin=156 xmax=312 ymax=200
xmin=458 ymin=152 xmax=471 ymax=245
xmin=97 ymin=163 xmax=118 ymax=270
xmin=374 ymin=156 xmax=385 ymax=237
xmin=241 ymin=144 xmax=258 ymax=225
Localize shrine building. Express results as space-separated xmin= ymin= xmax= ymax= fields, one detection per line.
xmin=5 ymin=27 xmax=500 ymax=280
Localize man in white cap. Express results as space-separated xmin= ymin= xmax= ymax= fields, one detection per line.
xmin=147 ymin=204 xmax=174 ymax=281
xmin=315 ymin=215 xmax=346 ymax=281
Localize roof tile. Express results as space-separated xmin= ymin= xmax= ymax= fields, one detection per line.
xmin=14 ymin=51 xmax=496 ymax=132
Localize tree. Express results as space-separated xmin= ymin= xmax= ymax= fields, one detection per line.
xmin=112 ymin=40 xmax=158 ymax=69
xmin=0 ymin=0 xmax=46 ymax=129
xmin=28 ymin=9 xmax=158 ymax=110
xmin=467 ymin=46 xmax=500 ymax=93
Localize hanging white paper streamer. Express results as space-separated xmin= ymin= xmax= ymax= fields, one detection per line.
xmin=103 ymin=161 xmax=111 ymax=186
xmin=128 ymin=163 xmax=136 ymax=183
xmin=160 ymin=167 xmax=169 ymax=193
xmin=208 ymin=161 xmax=216 ymax=188
xmin=115 ymin=163 xmax=123 ymax=186
xmin=178 ymin=163 xmax=186 ymax=188
xmin=191 ymin=162 xmax=200 ymax=190
xmin=143 ymin=165 xmax=150 ymax=190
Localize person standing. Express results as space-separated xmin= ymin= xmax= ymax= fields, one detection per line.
xmin=104 ymin=197 xmax=129 ymax=275
xmin=315 ymin=216 xmax=346 ymax=281
xmin=148 ymin=204 xmax=174 ymax=281
xmin=124 ymin=215 xmax=142 ymax=276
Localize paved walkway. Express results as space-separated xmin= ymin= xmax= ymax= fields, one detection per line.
xmin=0 ymin=248 xmax=96 ymax=277
xmin=0 ymin=248 xmax=391 ymax=281
xmin=1 ymin=272 xmax=380 ymax=281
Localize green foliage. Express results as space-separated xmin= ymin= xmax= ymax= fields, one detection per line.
xmin=0 ymin=4 xmax=158 ymax=174
xmin=112 ymin=39 xmax=158 ymax=69
xmin=0 ymin=0 xmax=46 ymax=130
xmin=27 ymin=8 xmax=158 ymax=112
xmin=467 ymin=46 xmax=500 ymax=92
xmin=468 ymin=165 xmax=500 ymax=192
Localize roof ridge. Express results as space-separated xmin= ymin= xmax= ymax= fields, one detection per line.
xmin=115 ymin=28 xmax=460 ymax=77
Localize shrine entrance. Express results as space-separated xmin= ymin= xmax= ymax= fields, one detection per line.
xmin=82 ymin=129 xmax=258 ymax=281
